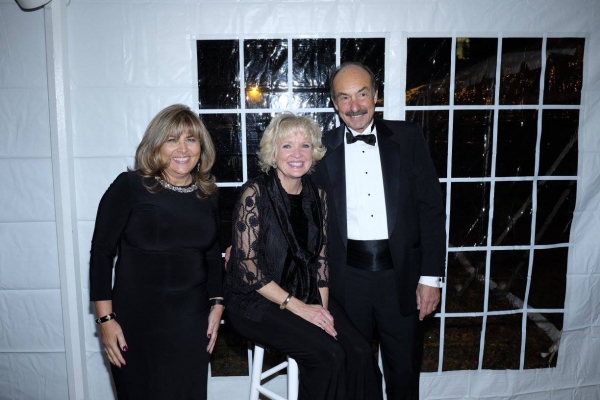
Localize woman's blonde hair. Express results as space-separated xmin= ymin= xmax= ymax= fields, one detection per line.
xmin=257 ymin=113 xmax=326 ymax=173
xmin=135 ymin=104 xmax=217 ymax=198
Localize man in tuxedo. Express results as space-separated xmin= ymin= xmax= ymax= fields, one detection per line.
xmin=311 ymin=62 xmax=446 ymax=400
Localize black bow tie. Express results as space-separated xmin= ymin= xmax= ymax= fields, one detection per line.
xmin=346 ymin=131 xmax=376 ymax=146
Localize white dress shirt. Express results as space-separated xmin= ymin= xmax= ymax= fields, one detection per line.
xmin=344 ymin=124 xmax=441 ymax=288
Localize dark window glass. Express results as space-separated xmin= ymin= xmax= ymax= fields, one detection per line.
xmin=297 ymin=112 xmax=337 ymax=135
xmin=440 ymin=182 xmax=447 ymax=205
xmin=446 ymin=251 xmax=486 ymax=313
xmin=452 ymin=110 xmax=494 ymax=178
xmin=406 ymin=38 xmax=451 ymax=106
xmin=455 ymin=38 xmax=498 ymax=105
xmin=539 ymin=110 xmax=579 ymax=176
xmin=443 ymin=317 xmax=482 ymax=371
xmin=482 ymin=315 xmax=522 ymax=369
xmin=500 ymin=38 xmax=543 ymax=105
xmin=421 ymin=318 xmax=440 ymax=372
xmin=496 ymin=110 xmax=538 ymax=177
xmin=449 ymin=182 xmax=490 ymax=247
xmin=406 ymin=110 xmax=448 ymax=178
xmin=202 ymin=113 xmax=242 ymax=183
xmin=524 ymin=312 xmax=561 ymax=369
xmin=535 ymin=180 xmax=576 ymax=245
xmin=244 ymin=40 xmax=288 ymax=109
xmin=197 ymin=40 xmax=240 ymax=109
xmin=544 ymin=38 xmax=585 ymax=105
xmin=293 ymin=39 xmax=336 ymax=108
xmin=534 ymin=250 xmax=568 ymax=332
xmin=210 ymin=321 xmax=249 ymax=376
xmin=489 ymin=250 xmax=529 ymax=312
xmin=521 ymin=248 xmax=567 ymax=315
xmin=341 ymin=38 xmax=385 ymax=106
xmin=217 ymin=186 xmax=242 ymax=251
xmin=492 ymin=181 xmax=533 ymax=246
xmin=246 ymin=113 xmax=273 ymax=179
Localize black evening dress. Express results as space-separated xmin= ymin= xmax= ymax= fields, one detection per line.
xmin=89 ymin=171 xmax=222 ymax=400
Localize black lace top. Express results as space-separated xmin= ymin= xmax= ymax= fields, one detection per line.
xmin=224 ymin=170 xmax=329 ymax=321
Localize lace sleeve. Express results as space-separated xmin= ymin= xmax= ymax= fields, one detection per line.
xmin=316 ymin=187 xmax=329 ymax=288
xmin=226 ymin=183 xmax=272 ymax=293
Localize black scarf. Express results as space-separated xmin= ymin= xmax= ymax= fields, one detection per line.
xmin=264 ymin=169 xmax=323 ymax=305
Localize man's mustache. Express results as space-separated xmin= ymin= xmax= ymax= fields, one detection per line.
xmin=345 ymin=110 xmax=368 ymax=117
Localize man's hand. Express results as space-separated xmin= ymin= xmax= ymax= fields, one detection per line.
xmin=416 ymin=284 xmax=440 ymax=321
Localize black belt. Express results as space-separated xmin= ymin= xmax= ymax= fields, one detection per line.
xmin=347 ymin=239 xmax=393 ymax=271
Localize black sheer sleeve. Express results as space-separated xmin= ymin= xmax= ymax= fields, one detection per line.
xmin=316 ymin=187 xmax=329 ymax=288
xmin=89 ymin=172 xmax=132 ymax=301
xmin=227 ymin=183 xmax=273 ymax=293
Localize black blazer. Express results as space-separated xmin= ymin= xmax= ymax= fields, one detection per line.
xmin=311 ymin=119 xmax=446 ymax=316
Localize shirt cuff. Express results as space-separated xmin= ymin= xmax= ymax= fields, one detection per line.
xmin=419 ymin=276 xmax=443 ymax=288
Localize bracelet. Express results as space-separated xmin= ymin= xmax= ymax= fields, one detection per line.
xmin=209 ymin=298 xmax=225 ymax=307
xmin=95 ymin=312 xmax=116 ymax=324
xmin=280 ymin=294 xmax=292 ymax=310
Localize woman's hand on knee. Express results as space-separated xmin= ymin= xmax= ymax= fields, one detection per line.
xmin=288 ymin=299 xmax=337 ymax=338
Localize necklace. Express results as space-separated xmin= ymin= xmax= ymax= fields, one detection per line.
xmin=155 ymin=176 xmax=197 ymax=193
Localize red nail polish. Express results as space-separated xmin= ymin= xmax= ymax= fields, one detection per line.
xmin=207 ymin=334 xmax=212 ymax=339
xmin=122 ymin=346 xmax=128 ymax=352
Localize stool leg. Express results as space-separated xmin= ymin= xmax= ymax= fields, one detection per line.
xmin=378 ymin=344 xmax=387 ymax=400
xmin=247 ymin=343 xmax=254 ymax=377
xmin=287 ymin=356 xmax=299 ymax=400
xmin=250 ymin=345 xmax=265 ymax=400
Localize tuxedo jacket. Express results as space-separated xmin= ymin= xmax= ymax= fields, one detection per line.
xmin=311 ymin=118 xmax=446 ymax=316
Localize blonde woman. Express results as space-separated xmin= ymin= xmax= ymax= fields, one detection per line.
xmin=225 ymin=113 xmax=382 ymax=400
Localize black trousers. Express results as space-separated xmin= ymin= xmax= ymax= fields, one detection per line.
xmin=227 ymin=297 xmax=382 ymax=400
xmin=343 ymin=267 xmax=424 ymax=400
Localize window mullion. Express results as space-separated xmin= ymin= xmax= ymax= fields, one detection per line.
xmin=239 ymin=38 xmax=248 ymax=183
xmin=288 ymin=37 xmax=293 ymax=111
xmin=437 ymin=35 xmax=458 ymax=373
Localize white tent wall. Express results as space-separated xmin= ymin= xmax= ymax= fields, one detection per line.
xmin=0 ymin=0 xmax=598 ymax=399
xmin=0 ymin=3 xmax=72 ymax=400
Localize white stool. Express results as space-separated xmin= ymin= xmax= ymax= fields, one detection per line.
xmin=378 ymin=345 xmax=387 ymax=399
xmin=249 ymin=344 xmax=299 ymax=400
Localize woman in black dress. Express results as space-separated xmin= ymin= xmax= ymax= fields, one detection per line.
xmin=225 ymin=113 xmax=382 ymax=400
xmin=89 ymin=104 xmax=224 ymax=399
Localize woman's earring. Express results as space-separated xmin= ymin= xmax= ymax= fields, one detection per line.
xmin=197 ymin=163 xmax=200 ymax=172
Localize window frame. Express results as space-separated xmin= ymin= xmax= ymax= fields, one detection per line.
xmin=404 ymin=33 xmax=583 ymax=372
xmin=195 ymin=31 xmax=583 ymax=376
